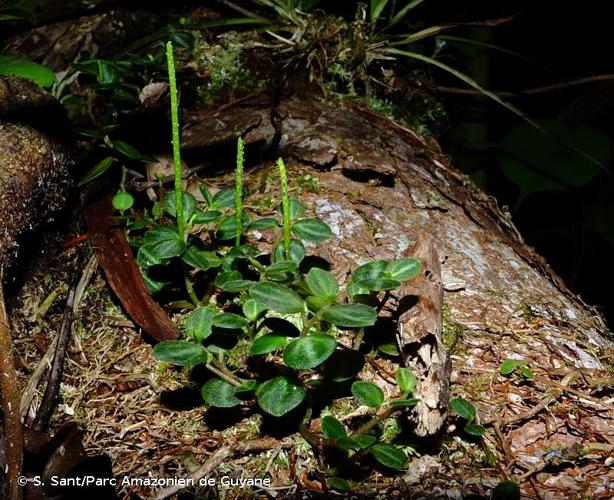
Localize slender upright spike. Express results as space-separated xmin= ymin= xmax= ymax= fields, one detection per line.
xmin=235 ymin=137 xmax=245 ymax=247
xmin=277 ymin=158 xmax=291 ymax=260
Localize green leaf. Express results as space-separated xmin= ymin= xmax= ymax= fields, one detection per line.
xmin=327 ymin=477 xmax=350 ymax=492
xmin=450 ymin=397 xmax=477 ymax=422
xmin=336 ymin=435 xmax=377 ymax=451
xmin=78 ymin=157 xmax=115 ymax=186
xmin=242 ymin=299 xmax=266 ymax=322
xmin=210 ymin=187 xmax=235 ymax=209
xmin=499 ymin=121 xmax=609 ymax=205
xmin=346 ymin=281 xmax=371 ymax=300
xmin=491 ymin=480 xmax=521 ymax=500
xmin=249 ymin=283 xmax=304 ymax=314
xmin=250 ymin=334 xmax=288 ymax=355
xmin=351 ymin=381 xmax=384 ymax=408
xmin=184 ymin=307 xmax=215 ymax=342
xmin=256 ymin=376 xmax=306 ymax=417
xmin=499 ymin=359 xmax=518 ymax=376
xmin=370 ymin=443 xmax=408 ymax=469
xmin=234 ymin=380 xmax=257 ymax=393
xmin=292 ymin=218 xmax=332 ymax=242
xmin=153 ymin=341 xmax=210 ymax=366
xmin=389 ymin=398 xmax=420 ymax=408
xmin=199 ymin=183 xmax=213 ymax=206
xmin=192 ymin=210 xmax=223 ymax=225
xmin=112 ymin=192 xmax=134 ymax=211
xmin=518 ymin=366 xmax=534 ymax=379
xmin=112 ymin=140 xmax=156 ymax=162
xmin=306 ymin=267 xmax=339 ymax=299
xmin=164 ymin=191 xmax=197 ymax=221
xmin=141 ymin=226 xmax=185 ymax=259
xmin=215 ymin=271 xmax=242 ymax=288
xmin=377 ymin=343 xmax=399 ymax=356
xmin=248 ymin=217 xmax=279 ymax=230
xmin=273 ymin=239 xmax=305 ymax=264
xmin=389 ymin=0 xmax=425 ymax=27
xmin=0 ymin=55 xmax=54 ymax=87
xmin=464 ymin=423 xmax=486 ymax=437
xmin=357 ymin=278 xmax=401 ymax=291
xmin=281 ymin=198 xmax=305 ymax=219
xmin=142 ymin=272 xmax=166 ymax=294
xmin=217 ymin=213 xmax=249 ymax=240
xmin=182 ymin=247 xmax=211 ymax=271
xmin=396 ymin=367 xmax=417 ymax=395
xmin=283 ymin=334 xmax=337 ymax=369
xmin=370 ymin=0 xmax=390 ymax=22
xmin=352 ymin=260 xmax=387 ymax=284
xmin=265 ymin=261 xmax=298 ymax=275
xmin=321 ymin=416 xmax=347 ymax=440
xmin=137 ymin=246 xmax=161 ymax=268
xmin=201 ymin=378 xmax=241 ymax=408
xmin=212 ymin=313 xmax=248 ymax=329
xmin=219 ymin=279 xmax=256 ymax=292
xmin=385 ymin=258 xmax=421 ymax=281
xmin=322 ymin=304 xmax=377 ymax=327
xmin=305 ymin=295 xmax=334 ymax=312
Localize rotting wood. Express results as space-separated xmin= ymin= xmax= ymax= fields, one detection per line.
xmin=395 ymin=234 xmax=450 ymax=438
xmin=83 ymin=193 xmax=180 ymax=342
xmin=0 ymin=280 xmax=24 ymax=500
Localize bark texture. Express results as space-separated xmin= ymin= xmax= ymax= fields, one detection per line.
xmin=396 ymin=234 xmax=450 ymax=438
xmin=0 ymin=77 xmax=71 ymax=273
xmin=180 ymin=96 xmax=614 ymax=497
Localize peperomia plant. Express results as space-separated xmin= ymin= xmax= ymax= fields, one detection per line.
xmin=116 ymin=41 xmax=425 ymax=479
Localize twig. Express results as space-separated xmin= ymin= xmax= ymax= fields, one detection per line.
xmin=31 ymin=252 xmax=96 ymax=431
xmin=494 ymin=371 xmax=578 ymax=428
xmin=0 ymin=277 xmax=24 ymax=500
xmin=435 ymin=74 xmax=614 ymax=98
xmin=154 ymin=437 xmax=289 ymax=499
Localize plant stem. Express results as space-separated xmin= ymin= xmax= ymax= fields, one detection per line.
xmin=353 ymin=406 xmax=399 ymax=436
xmin=182 ymin=263 xmax=200 ymax=307
xmin=166 ymin=41 xmax=185 ymax=240
xmin=235 ymin=137 xmax=244 ymax=247
xmin=206 ymin=363 xmax=242 ymax=387
xmin=353 ymin=327 xmax=365 ymax=350
xmin=276 ymin=158 xmax=291 ymax=260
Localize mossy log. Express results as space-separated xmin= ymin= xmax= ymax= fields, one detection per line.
xmin=0 ymin=77 xmax=71 ymax=273
xmin=178 ymin=96 xmax=614 ymax=497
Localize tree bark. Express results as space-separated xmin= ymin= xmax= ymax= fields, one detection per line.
xmin=180 ymin=95 xmax=614 ymax=497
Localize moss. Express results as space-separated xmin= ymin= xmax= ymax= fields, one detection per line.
xmin=292 ymin=173 xmax=321 ymax=194
xmin=192 ymin=32 xmax=258 ymax=103
xmin=442 ymin=305 xmax=464 ymax=353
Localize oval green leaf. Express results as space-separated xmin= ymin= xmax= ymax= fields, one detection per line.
xmin=321 ymin=416 xmax=347 ymax=440
xmin=306 ymin=267 xmax=339 ymax=299
xmin=322 ymin=303 xmax=377 ymax=327
xmin=336 ymin=435 xmax=377 ymax=451
xmin=450 ymin=397 xmax=477 ymax=421
xmin=292 ymin=218 xmax=332 ymax=242
xmin=385 ymin=258 xmax=421 ymax=281
xmin=256 ymin=376 xmax=306 ymax=417
xmin=153 ymin=341 xmax=210 ymax=366
xmin=351 ymin=380 xmax=384 ymax=408
xmin=283 ymin=334 xmax=337 ymax=369
xmin=357 ymin=278 xmax=401 ymax=291
xmin=396 ymin=367 xmax=417 ymax=395
xmin=250 ymin=334 xmax=288 ymax=355
xmin=184 ymin=306 xmax=215 ymax=342
xmin=370 ymin=443 xmax=408 ymax=469
xmin=201 ymin=378 xmax=241 ymax=408
xmin=212 ymin=313 xmax=248 ymax=329
xmin=249 ymin=282 xmax=304 ymax=314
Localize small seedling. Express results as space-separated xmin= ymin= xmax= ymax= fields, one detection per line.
xmin=450 ymin=397 xmax=486 ymax=437
xmin=500 ymin=358 xmax=533 ymax=379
